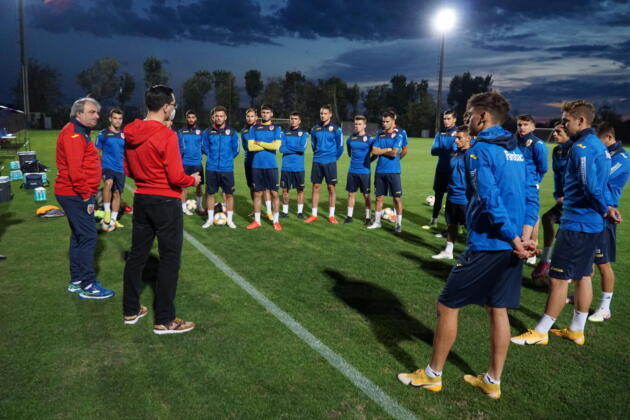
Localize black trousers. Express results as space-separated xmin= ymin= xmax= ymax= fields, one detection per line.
xmin=123 ymin=194 xmax=183 ymax=325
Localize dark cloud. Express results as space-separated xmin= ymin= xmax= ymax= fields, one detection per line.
xmin=546 ymin=40 xmax=630 ymax=66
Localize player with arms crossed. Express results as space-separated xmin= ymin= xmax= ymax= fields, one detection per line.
xmin=279 ymin=112 xmax=308 ymax=219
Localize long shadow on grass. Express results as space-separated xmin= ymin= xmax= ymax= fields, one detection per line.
xmin=399 ymin=251 xmax=452 ymax=282
xmin=325 ymin=269 xmax=474 ymax=374
xmin=0 ymin=212 xmax=25 ymax=242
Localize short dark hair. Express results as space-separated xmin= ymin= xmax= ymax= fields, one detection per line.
xmin=320 ymin=104 xmax=333 ymax=112
xmin=211 ymin=106 xmax=228 ymax=115
xmin=354 ymin=115 xmax=367 ymax=122
xmin=109 ymin=108 xmax=123 ymax=117
xmin=260 ymin=103 xmax=273 ymax=112
xmin=597 ymin=121 xmax=616 ymax=138
xmin=456 ymin=125 xmax=469 ymax=133
xmin=443 ymin=109 xmax=456 ymax=117
xmin=562 ymin=99 xmax=596 ymax=124
xmin=467 ymin=91 xmax=510 ymax=124
xmin=384 ymin=107 xmax=398 ymax=118
xmin=289 ymin=111 xmax=301 ymax=118
xmin=185 ymin=110 xmax=196 ymax=117
xmin=517 ymin=114 xmax=535 ymax=124
xmin=382 ymin=110 xmax=396 ymax=119
xmin=145 ymin=85 xmax=174 ymax=112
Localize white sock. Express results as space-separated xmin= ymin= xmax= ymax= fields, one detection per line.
xmin=297 ymin=203 xmax=304 ymax=214
xmin=196 ymin=195 xmax=203 ymax=209
xmin=365 ymin=209 xmax=371 ymax=219
xmin=542 ymin=246 xmax=552 ymax=262
xmin=227 ymin=211 xmax=233 ymax=223
xmin=599 ymin=292 xmax=613 ymax=311
xmin=425 ymin=364 xmax=442 ymax=378
xmin=347 ymin=207 xmax=354 ymax=217
xmin=265 ymin=200 xmax=272 ymax=214
xmin=569 ymin=310 xmax=588 ymax=332
xmin=207 ymin=210 xmax=214 ymax=222
xmin=535 ymin=314 xmax=556 ymax=334
xmin=329 ymin=207 xmax=335 ymax=217
xmin=484 ymin=373 xmax=500 ymax=385
xmin=374 ymin=211 xmax=382 ymax=223
xmin=311 ymin=208 xmax=318 ymax=217
xmin=111 ymin=211 xmax=118 ymax=221
xmin=182 ymin=202 xmax=187 ymax=211
xmin=445 ymin=241 xmax=454 ymax=253
xmin=282 ymin=204 xmax=289 ymax=214
xmin=104 ymin=203 xmax=111 ymax=212
xmin=273 ymin=212 xmax=279 ymax=223
xmin=396 ymin=214 xmax=402 ymax=225
xmin=254 ymin=212 xmax=261 ymax=223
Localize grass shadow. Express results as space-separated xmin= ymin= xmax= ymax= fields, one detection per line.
xmin=0 ymin=212 xmax=24 ymax=243
xmin=399 ymin=251 xmax=452 ymax=282
xmin=325 ymin=269 xmax=474 ymax=374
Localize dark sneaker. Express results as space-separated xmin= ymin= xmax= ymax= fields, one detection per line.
xmin=344 ymin=217 xmax=353 ymax=224
xmin=280 ymin=212 xmax=289 ymax=218
xmin=124 ymin=305 xmax=149 ymax=325
xmin=153 ymin=318 xmax=195 ymax=335
xmin=297 ymin=213 xmax=305 ymax=220
xmin=364 ymin=218 xmax=371 ymax=226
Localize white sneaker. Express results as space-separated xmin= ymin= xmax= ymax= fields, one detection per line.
xmin=183 ymin=207 xmax=193 ymax=216
xmin=367 ymin=222 xmax=382 ymax=229
xmin=201 ymin=219 xmax=214 ymax=229
xmin=526 ymin=256 xmax=537 ymax=265
xmin=588 ymin=308 xmax=611 ymax=322
xmin=434 ymin=233 xmax=443 ymax=238
xmin=227 ymin=221 xmax=236 ymax=229
xmin=432 ymin=250 xmax=453 ymax=260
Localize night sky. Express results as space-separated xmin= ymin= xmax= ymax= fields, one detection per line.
xmin=1 ymin=0 xmax=629 ymax=120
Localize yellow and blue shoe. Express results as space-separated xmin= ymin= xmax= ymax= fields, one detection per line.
xmin=510 ymin=329 xmax=549 ymax=345
xmin=550 ymin=328 xmax=585 ymax=345
xmin=114 ymin=220 xmax=124 ymax=228
xmin=397 ymin=369 xmax=442 ymax=392
xmin=103 ymin=211 xmax=111 ymax=224
xmin=463 ymin=374 xmax=501 ymax=399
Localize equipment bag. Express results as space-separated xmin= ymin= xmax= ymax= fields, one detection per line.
xmin=22 ymin=173 xmax=45 ymax=189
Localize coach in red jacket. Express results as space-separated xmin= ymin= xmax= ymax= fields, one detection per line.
xmin=55 ymin=97 xmax=115 ymax=300
xmin=122 ymin=85 xmax=201 ymax=334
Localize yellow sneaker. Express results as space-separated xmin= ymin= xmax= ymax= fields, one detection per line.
xmin=103 ymin=211 xmax=111 ymax=224
xmin=267 ymin=212 xmax=274 ymax=221
xmin=463 ymin=374 xmax=501 ymax=399
xmin=510 ymin=329 xmax=548 ymax=345
xmin=397 ymin=369 xmax=442 ymax=392
xmin=114 ymin=220 xmax=124 ymax=228
xmin=550 ymin=328 xmax=585 ymax=345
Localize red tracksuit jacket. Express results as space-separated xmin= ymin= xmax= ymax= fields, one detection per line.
xmin=54 ymin=119 xmax=101 ymax=200
xmin=124 ymin=119 xmax=195 ymax=198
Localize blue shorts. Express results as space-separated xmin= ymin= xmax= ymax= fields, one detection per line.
xmin=311 ymin=162 xmax=337 ymax=185
xmin=252 ymin=168 xmax=279 ymax=192
xmin=102 ymin=168 xmax=125 ymax=192
xmin=439 ymin=249 xmax=524 ymax=309
xmin=184 ymin=165 xmax=204 ymax=184
xmin=445 ymin=201 xmax=466 ymax=225
xmin=346 ymin=172 xmax=370 ymax=194
xmin=206 ymin=171 xmax=235 ymax=195
xmin=433 ymin=169 xmax=450 ymax=194
xmin=594 ymin=221 xmax=616 ymax=264
xmin=549 ymin=228 xmax=602 ymax=280
xmin=374 ymin=173 xmax=402 ymax=197
xmin=280 ymin=170 xmax=305 ymax=191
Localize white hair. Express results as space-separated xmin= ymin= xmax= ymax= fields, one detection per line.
xmin=70 ymin=97 xmax=101 ymax=118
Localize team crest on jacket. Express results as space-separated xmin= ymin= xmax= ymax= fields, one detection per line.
xmin=391 ymin=133 xmax=396 ymax=139
xmin=196 ymin=129 xmax=200 ymax=135
xmin=363 ymin=136 xmax=368 ymax=142
xmin=121 ymin=133 xmax=125 ymax=139
xmin=328 ymin=126 xmax=334 ymax=132
xmin=298 ymin=131 xmax=303 ymax=136
xmin=269 ymin=125 xmax=275 ymax=130
xmin=226 ymin=129 xmax=231 ymax=135
xmin=525 ymin=139 xmax=533 ymax=147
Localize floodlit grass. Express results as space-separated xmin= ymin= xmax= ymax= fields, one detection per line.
xmin=0 ymin=130 xmax=628 ymax=418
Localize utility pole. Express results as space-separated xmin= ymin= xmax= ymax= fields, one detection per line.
xmin=433 ymin=33 xmax=445 ymax=135
xmin=19 ymin=0 xmax=30 ymax=124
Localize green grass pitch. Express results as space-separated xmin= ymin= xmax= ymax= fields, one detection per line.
xmin=0 ymin=130 xmax=628 ymax=418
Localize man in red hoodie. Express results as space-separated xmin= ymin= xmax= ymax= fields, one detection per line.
xmin=55 ymin=97 xmax=115 ymax=300
xmin=123 ymin=85 xmax=201 ymax=334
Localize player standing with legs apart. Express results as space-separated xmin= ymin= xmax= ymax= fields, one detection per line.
xmin=304 ymin=104 xmax=344 ymax=224
xmin=245 ymin=104 xmax=283 ymax=231
xmin=532 ymin=124 xmax=572 ymax=282
xmin=56 ymin=97 xmax=115 ymax=299
xmin=344 ymin=115 xmax=374 ymax=225
xmin=201 ymin=106 xmax=240 ymax=229
xmin=425 ymin=110 xmax=457 ymax=229
xmin=368 ymin=111 xmax=404 ymax=233
xmin=516 ymin=115 xmax=548 ymax=265
xmin=178 ymin=110 xmax=205 ymax=215
xmin=279 ymin=112 xmax=308 ymax=219
xmin=96 ymin=108 xmax=126 ymax=232
xmin=588 ymin=122 xmax=629 ymax=322
xmin=399 ymin=92 xmax=538 ymax=399
xmin=511 ymin=100 xmax=616 ymax=346
xmin=433 ymin=125 xmax=471 ymax=259
xmin=123 ymin=85 xmax=201 ymax=333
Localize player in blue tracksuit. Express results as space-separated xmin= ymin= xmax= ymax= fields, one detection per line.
xmin=280 ymin=112 xmax=308 ymax=219
xmin=178 ymin=110 xmax=205 ymax=214
xmin=95 ymin=108 xmax=125 ymax=230
xmin=427 ymin=110 xmax=458 ymax=228
xmin=200 ymin=106 xmax=239 ymax=229
xmin=533 ymin=124 xmax=572 ymax=280
xmin=513 ymin=100 xmax=616 ymax=347
xmin=344 ymin=115 xmax=374 ymax=225
xmin=379 ymin=108 xmax=409 ymax=159
xmin=589 ymin=122 xmax=630 ymax=322
xmin=432 ymin=125 xmax=472 ymax=260
xmin=368 ymin=111 xmax=405 ymax=233
xmin=304 ymin=104 xmax=344 ymax=224
xmin=245 ymin=104 xmax=283 ymax=230
xmin=399 ymin=92 xmax=538 ymax=398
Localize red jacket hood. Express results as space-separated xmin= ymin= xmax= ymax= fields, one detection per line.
xmin=124 ymin=119 xmax=169 ymax=147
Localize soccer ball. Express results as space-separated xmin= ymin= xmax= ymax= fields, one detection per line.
xmin=214 ymin=212 xmax=227 ymax=225
xmin=101 ymin=221 xmax=115 ymax=232
xmin=425 ymin=195 xmax=436 ymax=207
xmin=382 ymin=208 xmax=396 ymax=222
xmin=185 ymin=199 xmax=197 ymax=212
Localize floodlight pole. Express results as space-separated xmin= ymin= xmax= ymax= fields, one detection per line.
xmin=434 ymin=33 xmax=445 ymax=135
xmin=18 ymin=0 xmax=30 ymax=126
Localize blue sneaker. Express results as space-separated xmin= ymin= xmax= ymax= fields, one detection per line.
xmin=67 ymin=282 xmax=82 ymax=293
xmin=79 ymin=281 xmax=115 ymax=300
